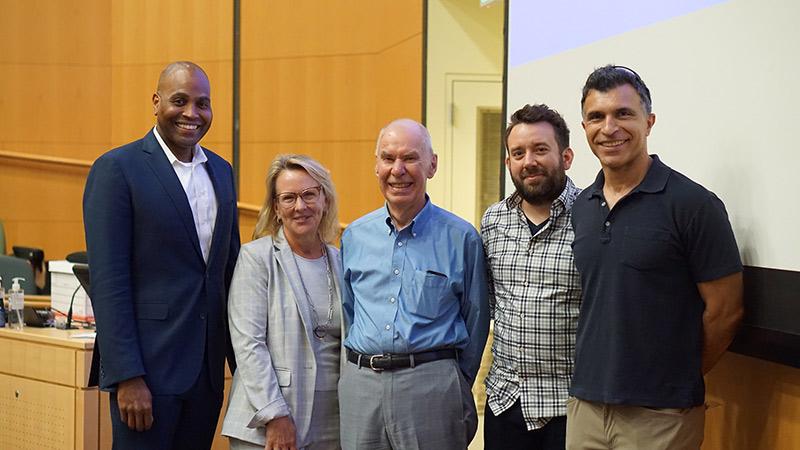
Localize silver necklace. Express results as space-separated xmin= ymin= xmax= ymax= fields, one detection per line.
xmin=292 ymin=243 xmax=335 ymax=340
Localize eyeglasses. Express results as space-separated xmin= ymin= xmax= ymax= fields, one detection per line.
xmin=610 ymin=65 xmax=651 ymax=105
xmin=276 ymin=185 xmax=323 ymax=208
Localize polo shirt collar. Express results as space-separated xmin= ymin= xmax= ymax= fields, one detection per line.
xmin=382 ymin=195 xmax=433 ymax=235
xmin=635 ymin=154 xmax=669 ymax=194
xmin=587 ymin=154 xmax=669 ymax=199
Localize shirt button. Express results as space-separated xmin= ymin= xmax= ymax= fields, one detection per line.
xmin=601 ymin=201 xmax=607 ymax=207
xmin=389 ymin=297 xmax=396 ymax=303
xmin=604 ymin=221 xmax=611 ymax=227
xmin=397 ymin=242 xmax=404 ymax=247
xmin=393 ymin=268 xmax=400 ymax=275
xmin=385 ymin=324 xmax=391 ymax=330
xmin=412 ymin=232 xmax=417 ymax=237
xmin=199 ymin=313 xmax=206 ymax=320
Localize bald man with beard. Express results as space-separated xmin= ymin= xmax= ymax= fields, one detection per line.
xmin=83 ymin=61 xmax=240 ymax=450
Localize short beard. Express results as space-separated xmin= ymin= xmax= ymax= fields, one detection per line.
xmin=511 ymin=164 xmax=566 ymax=206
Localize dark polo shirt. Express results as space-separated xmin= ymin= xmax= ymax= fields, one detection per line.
xmin=569 ymin=155 xmax=742 ymax=408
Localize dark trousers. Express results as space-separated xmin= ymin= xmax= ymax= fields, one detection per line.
xmin=484 ymin=398 xmax=566 ymax=450
xmin=109 ymin=361 xmax=223 ymax=450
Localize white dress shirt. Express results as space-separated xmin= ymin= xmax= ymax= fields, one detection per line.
xmin=153 ymin=127 xmax=218 ymax=262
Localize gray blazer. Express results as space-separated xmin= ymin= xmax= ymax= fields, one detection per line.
xmin=221 ymin=230 xmax=342 ymax=448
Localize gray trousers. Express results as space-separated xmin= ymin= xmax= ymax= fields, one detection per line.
xmin=339 ymin=357 xmax=477 ymax=450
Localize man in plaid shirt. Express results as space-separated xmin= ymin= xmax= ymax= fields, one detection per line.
xmin=481 ymin=104 xmax=582 ymax=449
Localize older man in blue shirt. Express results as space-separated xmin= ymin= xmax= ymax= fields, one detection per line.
xmin=339 ymin=118 xmax=490 ymax=450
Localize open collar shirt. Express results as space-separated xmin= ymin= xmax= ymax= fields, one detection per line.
xmin=340 ymin=198 xmax=490 ymax=384
xmin=480 ymin=177 xmax=582 ymax=430
xmin=153 ymin=127 xmax=217 ymax=262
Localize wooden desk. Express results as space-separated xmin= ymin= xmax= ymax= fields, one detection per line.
xmin=0 ymin=327 xmax=110 ymax=450
xmin=0 ymin=326 xmax=232 ymax=450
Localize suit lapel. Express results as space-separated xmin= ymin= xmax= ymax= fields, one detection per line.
xmin=274 ymin=230 xmax=317 ymax=344
xmin=141 ymin=131 xmax=204 ymax=262
xmin=204 ymin=155 xmax=228 ymax=267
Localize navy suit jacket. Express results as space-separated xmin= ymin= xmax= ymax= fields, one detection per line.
xmin=83 ymin=130 xmax=240 ymax=395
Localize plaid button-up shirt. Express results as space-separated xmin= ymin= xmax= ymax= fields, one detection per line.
xmin=480 ymin=177 xmax=582 ymax=430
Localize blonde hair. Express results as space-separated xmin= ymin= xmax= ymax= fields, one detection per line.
xmin=252 ymin=154 xmax=339 ymax=243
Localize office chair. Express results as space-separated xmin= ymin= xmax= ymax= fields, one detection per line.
xmin=12 ymin=246 xmax=44 ymax=273
xmin=0 ymin=254 xmax=37 ymax=292
xmin=12 ymin=246 xmax=47 ymax=295
xmin=66 ymin=251 xmax=88 ymax=264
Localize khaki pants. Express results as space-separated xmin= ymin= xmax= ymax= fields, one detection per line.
xmin=566 ymin=397 xmax=704 ymax=450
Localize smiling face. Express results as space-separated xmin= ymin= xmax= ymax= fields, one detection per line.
xmin=152 ymin=67 xmax=212 ymax=160
xmin=274 ymin=168 xmax=327 ymax=243
xmin=506 ymin=122 xmax=573 ymax=206
xmin=581 ymin=83 xmax=655 ymax=172
xmin=375 ymin=120 xmax=437 ymax=221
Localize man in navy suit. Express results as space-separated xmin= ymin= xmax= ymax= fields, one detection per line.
xmin=83 ymin=61 xmax=240 ymax=450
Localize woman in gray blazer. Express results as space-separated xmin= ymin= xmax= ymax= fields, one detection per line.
xmin=222 ymin=154 xmax=342 ymax=450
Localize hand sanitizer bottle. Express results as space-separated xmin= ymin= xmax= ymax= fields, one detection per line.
xmin=0 ymin=276 xmax=6 ymax=328
xmin=8 ymin=277 xmax=25 ymax=330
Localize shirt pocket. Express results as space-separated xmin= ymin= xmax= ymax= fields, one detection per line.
xmin=621 ymin=227 xmax=674 ymax=271
xmin=411 ymin=269 xmax=449 ymax=320
xmin=274 ymin=368 xmax=292 ymax=387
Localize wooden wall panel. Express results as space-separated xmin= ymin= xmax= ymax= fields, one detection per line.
xmin=0 ymin=0 xmax=110 ymax=257
xmin=0 ymin=66 xmax=112 ymax=160
xmin=238 ymin=208 xmax=259 ymax=245
xmin=109 ymin=0 xmax=232 ymax=66
xmin=238 ymin=141 xmax=381 ymax=226
xmin=0 ymin=0 xmax=112 ymax=162
xmin=238 ymin=0 xmax=422 ymax=227
xmin=0 ymin=0 xmax=110 ymax=65
xmin=241 ymin=0 xmax=421 ymax=58
xmin=240 ymin=55 xmax=376 ymax=143
xmin=0 ymin=159 xmax=88 ymax=259
xmin=703 ymin=352 xmax=800 ymax=450
xmin=374 ymin=34 xmax=424 ymax=126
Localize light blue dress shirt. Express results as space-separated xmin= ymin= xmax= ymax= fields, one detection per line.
xmin=341 ymin=199 xmax=490 ymax=384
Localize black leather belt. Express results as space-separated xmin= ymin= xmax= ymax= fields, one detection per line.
xmin=346 ymin=348 xmax=458 ymax=371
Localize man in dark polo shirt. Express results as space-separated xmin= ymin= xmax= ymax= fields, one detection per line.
xmin=566 ymin=65 xmax=744 ymax=449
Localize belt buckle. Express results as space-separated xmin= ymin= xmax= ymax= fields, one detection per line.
xmin=369 ymin=354 xmax=385 ymax=371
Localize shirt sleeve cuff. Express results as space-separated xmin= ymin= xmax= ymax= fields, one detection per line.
xmin=246 ymin=400 xmax=291 ymax=428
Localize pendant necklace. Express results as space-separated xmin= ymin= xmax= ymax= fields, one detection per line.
xmin=292 ymin=242 xmax=335 ymax=340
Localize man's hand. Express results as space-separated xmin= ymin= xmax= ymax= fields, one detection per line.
xmin=265 ymin=415 xmax=297 ymax=450
xmin=117 ymin=376 xmax=153 ymax=432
